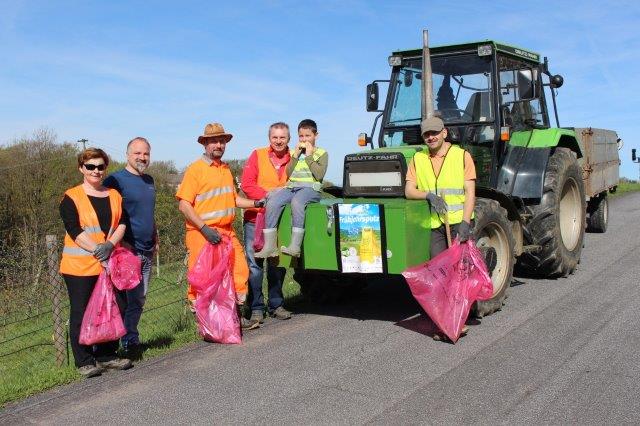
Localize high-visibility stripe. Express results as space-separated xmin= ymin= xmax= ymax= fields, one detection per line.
xmin=83 ymin=226 xmax=102 ymax=234
xmin=200 ymin=207 xmax=236 ymax=221
xmin=62 ymin=247 xmax=93 ymax=256
xmin=290 ymin=171 xmax=314 ymax=178
xmin=448 ymin=204 xmax=464 ymax=211
xmin=195 ymin=186 xmax=233 ymax=202
xmin=437 ymin=188 xmax=465 ymax=196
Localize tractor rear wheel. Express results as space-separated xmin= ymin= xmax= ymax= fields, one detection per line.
xmin=519 ymin=148 xmax=586 ymax=277
xmin=586 ymin=193 xmax=608 ymax=233
xmin=472 ymin=198 xmax=515 ymax=318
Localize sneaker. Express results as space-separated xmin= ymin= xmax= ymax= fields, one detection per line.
xmin=241 ymin=317 xmax=260 ymax=330
xmin=77 ymin=364 xmax=103 ymax=378
xmin=97 ymin=358 xmax=133 ymax=370
xmin=271 ymin=306 xmax=292 ymax=320
xmin=250 ymin=310 xmax=265 ymax=324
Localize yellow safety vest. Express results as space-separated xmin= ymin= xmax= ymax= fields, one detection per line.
xmin=414 ymin=145 xmax=472 ymax=228
xmin=287 ymin=147 xmax=326 ymax=191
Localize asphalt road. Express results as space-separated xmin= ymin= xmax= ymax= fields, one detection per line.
xmin=3 ymin=192 xmax=639 ymax=425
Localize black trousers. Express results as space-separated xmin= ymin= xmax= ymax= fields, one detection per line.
xmin=430 ymin=220 xmax=474 ymax=258
xmin=63 ymin=274 xmax=127 ymax=368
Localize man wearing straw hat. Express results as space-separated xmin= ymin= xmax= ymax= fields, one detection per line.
xmin=176 ymin=123 xmax=264 ymax=330
xmin=404 ymin=116 xmax=476 ymax=258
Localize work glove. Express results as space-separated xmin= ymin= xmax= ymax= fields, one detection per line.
xmin=93 ymin=241 xmax=114 ymax=262
xmin=200 ymin=225 xmax=221 ymax=244
xmin=254 ymin=198 xmax=266 ymax=208
xmin=457 ymin=220 xmax=473 ymax=242
xmin=426 ymin=192 xmax=448 ymax=216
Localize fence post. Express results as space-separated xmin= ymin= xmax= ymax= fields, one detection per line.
xmin=156 ymin=229 xmax=160 ymax=277
xmin=46 ymin=235 xmax=65 ymax=367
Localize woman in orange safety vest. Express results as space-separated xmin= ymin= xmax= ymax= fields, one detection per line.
xmin=59 ymin=148 xmax=131 ymax=378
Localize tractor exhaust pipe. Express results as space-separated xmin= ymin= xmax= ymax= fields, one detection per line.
xmin=422 ymin=29 xmax=435 ymax=120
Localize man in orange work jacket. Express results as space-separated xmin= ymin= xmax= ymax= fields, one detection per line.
xmin=241 ymin=122 xmax=293 ymax=326
xmin=176 ymin=123 xmax=264 ymax=330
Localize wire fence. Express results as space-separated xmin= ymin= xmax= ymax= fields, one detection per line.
xmin=0 ymin=234 xmax=197 ymax=405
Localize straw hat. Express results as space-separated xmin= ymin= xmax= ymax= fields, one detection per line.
xmin=197 ymin=123 xmax=233 ymax=144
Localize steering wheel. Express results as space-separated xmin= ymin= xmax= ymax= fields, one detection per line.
xmin=438 ymin=108 xmax=474 ymax=121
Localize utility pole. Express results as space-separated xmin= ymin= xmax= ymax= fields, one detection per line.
xmin=77 ymin=139 xmax=88 ymax=150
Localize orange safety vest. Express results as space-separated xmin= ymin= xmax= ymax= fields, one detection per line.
xmin=245 ymin=147 xmax=289 ymax=218
xmin=187 ymin=158 xmax=237 ymax=231
xmin=59 ymin=185 xmax=122 ymax=276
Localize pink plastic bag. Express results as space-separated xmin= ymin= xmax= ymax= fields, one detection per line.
xmin=193 ymin=236 xmax=241 ymax=344
xmin=253 ymin=208 xmax=266 ymax=251
xmin=79 ymin=270 xmax=126 ymax=345
xmin=108 ymin=246 xmax=142 ymax=291
xmin=187 ymin=242 xmax=218 ymax=294
xmin=402 ymin=239 xmax=494 ymax=343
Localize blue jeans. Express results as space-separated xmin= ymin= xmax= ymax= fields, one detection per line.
xmin=244 ymin=221 xmax=286 ymax=313
xmin=265 ymin=187 xmax=321 ymax=229
xmin=122 ymin=250 xmax=152 ymax=346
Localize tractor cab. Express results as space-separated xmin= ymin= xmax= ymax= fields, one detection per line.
xmin=362 ymin=41 xmax=562 ymax=189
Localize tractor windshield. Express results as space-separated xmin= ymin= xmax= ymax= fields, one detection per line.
xmin=386 ymin=54 xmax=494 ymax=128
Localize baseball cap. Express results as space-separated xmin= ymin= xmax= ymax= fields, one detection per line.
xmin=420 ymin=117 xmax=445 ymax=135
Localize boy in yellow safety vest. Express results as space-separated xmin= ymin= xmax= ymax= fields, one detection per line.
xmin=254 ymin=119 xmax=329 ymax=258
xmin=405 ymin=116 xmax=476 ymax=258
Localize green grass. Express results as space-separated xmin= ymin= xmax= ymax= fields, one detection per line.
xmin=0 ymin=263 xmax=194 ymax=407
xmin=611 ymin=180 xmax=640 ymax=196
xmin=0 ymin=263 xmax=301 ymax=408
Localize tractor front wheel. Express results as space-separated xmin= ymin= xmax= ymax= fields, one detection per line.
xmin=471 ymin=198 xmax=516 ymax=318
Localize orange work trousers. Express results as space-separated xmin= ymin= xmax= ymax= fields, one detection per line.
xmin=185 ymin=226 xmax=249 ymax=302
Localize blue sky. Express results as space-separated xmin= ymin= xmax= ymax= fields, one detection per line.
xmin=1 ymin=0 xmax=639 ymax=183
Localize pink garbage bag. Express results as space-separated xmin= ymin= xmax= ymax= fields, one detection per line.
xmin=253 ymin=208 xmax=266 ymax=251
xmin=402 ymin=239 xmax=494 ymax=343
xmin=79 ymin=270 xmax=126 ymax=345
xmin=108 ymin=246 xmax=142 ymax=291
xmin=193 ymin=236 xmax=241 ymax=344
xmin=187 ymin=241 xmax=218 ymax=294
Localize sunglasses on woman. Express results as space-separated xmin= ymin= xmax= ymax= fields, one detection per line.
xmin=83 ymin=163 xmax=106 ymax=171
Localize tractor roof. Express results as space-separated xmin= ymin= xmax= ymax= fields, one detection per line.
xmin=392 ymin=40 xmax=541 ymax=63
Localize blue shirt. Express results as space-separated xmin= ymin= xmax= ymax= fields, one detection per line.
xmin=104 ymin=169 xmax=156 ymax=251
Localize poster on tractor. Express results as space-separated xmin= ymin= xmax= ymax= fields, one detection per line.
xmin=337 ymin=203 xmax=385 ymax=273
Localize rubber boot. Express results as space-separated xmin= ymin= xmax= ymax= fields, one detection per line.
xmin=254 ymin=228 xmax=279 ymax=258
xmin=281 ymin=227 xmax=305 ymax=257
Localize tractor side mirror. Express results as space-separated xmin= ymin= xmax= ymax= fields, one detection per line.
xmin=366 ymin=83 xmax=379 ymax=112
xmin=517 ymin=69 xmax=536 ymax=100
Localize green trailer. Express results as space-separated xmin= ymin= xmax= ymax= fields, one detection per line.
xmin=276 ymin=33 xmax=621 ymax=316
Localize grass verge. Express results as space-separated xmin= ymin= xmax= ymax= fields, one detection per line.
xmin=1 ymin=263 xmax=301 ymax=408
xmin=610 ymin=180 xmax=640 ymax=196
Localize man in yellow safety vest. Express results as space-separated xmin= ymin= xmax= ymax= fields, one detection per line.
xmin=405 ymin=116 xmax=476 ymax=258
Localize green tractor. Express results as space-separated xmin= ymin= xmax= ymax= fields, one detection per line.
xmin=277 ymin=32 xmax=620 ymax=316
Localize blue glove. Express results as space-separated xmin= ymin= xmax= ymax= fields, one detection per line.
xmin=201 ymin=225 xmax=221 ymax=244
xmin=457 ymin=220 xmax=473 ymax=242
xmin=426 ymin=192 xmax=448 ymax=215
xmin=93 ymin=241 xmax=114 ymax=262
